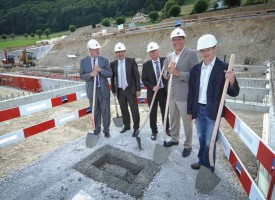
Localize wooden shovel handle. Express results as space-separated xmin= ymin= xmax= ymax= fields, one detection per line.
xmin=91 ymin=76 xmax=96 ymax=130
xmin=113 ymin=93 xmax=120 ymax=117
xmin=162 ymin=56 xmax=175 ymax=141
xmin=139 ymin=59 xmax=166 ymax=131
xmin=209 ymin=54 xmax=235 ymax=167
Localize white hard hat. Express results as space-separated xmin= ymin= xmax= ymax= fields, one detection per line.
xmin=87 ymin=39 xmax=101 ymax=49
xmin=170 ymin=28 xmax=186 ymax=39
xmin=197 ymin=34 xmax=218 ymax=50
xmin=114 ymin=42 xmax=126 ymax=52
xmin=147 ymin=42 xmax=159 ymax=52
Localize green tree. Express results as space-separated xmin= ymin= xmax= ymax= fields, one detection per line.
xmin=213 ymin=2 xmax=219 ymax=10
xmin=163 ymin=0 xmax=177 ymax=17
xmin=101 ymin=18 xmax=110 ymax=27
xmin=44 ymin=28 xmax=51 ymax=38
xmin=10 ymin=33 xmax=16 ymax=40
xmin=149 ymin=11 xmax=159 ymax=22
xmin=116 ymin=17 xmax=126 ymax=25
xmin=69 ymin=25 xmax=76 ymax=33
xmin=30 ymin=33 xmax=35 ymax=39
xmin=23 ymin=33 xmax=28 ymax=40
xmin=193 ymin=0 xmax=208 ymax=13
xmin=176 ymin=0 xmax=185 ymax=5
xmin=169 ymin=5 xmax=181 ymax=17
xmin=224 ymin=0 xmax=241 ymax=7
xmin=1 ymin=34 xmax=8 ymax=40
xmin=36 ymin=29 xmax=43 ymax=39
xmin=147 ymin=4 xmax=155 ymax=13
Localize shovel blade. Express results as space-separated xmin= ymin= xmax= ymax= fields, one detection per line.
xmin=112 ymin=117 xmax=123 ymax=127
xmin=153 ymin=143 xmax=172 ymax=164
xmin=195 ymin=165 xmax=221 ymax=194
xmin=86 ymin=132 xmax=99 ymax=148
xmin=136 ymin=136 xmax=142 ymax=150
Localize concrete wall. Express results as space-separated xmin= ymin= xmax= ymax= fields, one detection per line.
xmin=0 ymin=84 xmax=85 ymax=110
xmin=227 ymin=87 xmax=269 ymax=102
xmin=40 ymin=77 xmax=81 ymax=91
xmin=237 ymin=78 xmax=268 ymax=88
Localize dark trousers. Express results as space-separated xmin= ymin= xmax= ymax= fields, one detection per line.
xmin=117 ymin=88 xmax=140 ymax=131
xmin=148 ymin=88 xmax=170 ymax=133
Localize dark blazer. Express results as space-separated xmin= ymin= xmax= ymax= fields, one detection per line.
xmin=79 ymin=55 xmax=112 ymax=99
xmin=142 ymin=57 xmax=168 ymax=99
xmin=187 ymin=58 xmax=240 ymax=120
xmin=110 ymin=57 xmax=141 ymax=96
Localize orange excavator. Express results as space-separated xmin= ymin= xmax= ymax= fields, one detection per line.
xmin=2 ymin=49 xmax=15 ymax=68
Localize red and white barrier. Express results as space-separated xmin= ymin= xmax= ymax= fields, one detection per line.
xmin=0 ymin=91 xmax=87 ymax=122
xmin=0 ymin=107 xmax=91 ymax=148
xmin=222 ymin=106 xmax=275 ymax=200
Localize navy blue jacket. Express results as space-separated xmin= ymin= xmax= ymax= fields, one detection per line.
xmin=187 ymin=58 xmax=240 ymax=120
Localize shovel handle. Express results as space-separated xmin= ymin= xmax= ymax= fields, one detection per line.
xmin=162 ymin=56 xmax=175 ymax=141
xmin=113 ymin=93 xmax=120 ymax=117
xmin=139 ymin=60 xmax=166 ymax=132
xmin=91 ymin=75 xmax=97 ymax=131
xmin=209 ymin=54 xmax=235 ymax=167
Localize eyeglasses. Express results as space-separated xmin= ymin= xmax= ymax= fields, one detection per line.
xmin=172 ymin=37 xmax=184 ymax=42
xmin=199 ymin=47 xmax=214 ymax=54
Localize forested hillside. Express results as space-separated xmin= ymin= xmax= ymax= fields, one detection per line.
xmin=0 ymin=0 xmax=168 ymax=35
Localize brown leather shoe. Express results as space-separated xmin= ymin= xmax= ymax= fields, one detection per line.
xmin=191 ymin=162 xmax=201 ymax=170
xmin=151 ymin=133 xmax=157 ymax=140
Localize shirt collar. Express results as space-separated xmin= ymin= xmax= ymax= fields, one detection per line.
xmin=202 ymin=57 xmax=216 ymax=68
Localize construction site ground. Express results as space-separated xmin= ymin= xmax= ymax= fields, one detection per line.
xmin=0 ymin=6 xmax=274 ymax=199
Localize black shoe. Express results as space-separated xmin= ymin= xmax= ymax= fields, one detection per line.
xmin=191 ymin=162 xmax=201 ymax=170
xmin=120 ymin=127 xmax=130 ymax=133
xmin=163 ymin=140 xmax=179 ymax=147
xmin=104 ymin=132 xmax=110 ymax=138
xmin=182 ymin=148 xmax=192 ymax=157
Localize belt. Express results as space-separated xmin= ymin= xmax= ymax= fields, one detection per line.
xmin=198 ymin=103 xmax=206 ymax=107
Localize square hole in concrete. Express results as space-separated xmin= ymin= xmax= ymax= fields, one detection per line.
xmin=74 ymin=145 xmax=160 ymax=199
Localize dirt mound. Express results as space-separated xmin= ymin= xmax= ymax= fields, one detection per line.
xmin=39 ymin=15 xmax=275 ymax=68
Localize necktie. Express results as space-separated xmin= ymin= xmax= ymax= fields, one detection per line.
xmin=155 ymin=61 xmax=161 ymax=87
xmin=120 ymin=60 xmax=127 ymax=90
xmin=93 ymin=59 xmax=100 ymax=87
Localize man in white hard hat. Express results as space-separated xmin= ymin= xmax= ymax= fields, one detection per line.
xmin=110 ymin=42 xmax=141 ymax=136
xmin=187 ymin=34 xmax=239 ymax=171
xmin=163 ymin=28 xmax=199 ymax=158
xmin=141 ymin=42 xmax=170 ymax=140
xmin=80 ymin=39 xmax=112 ymax=137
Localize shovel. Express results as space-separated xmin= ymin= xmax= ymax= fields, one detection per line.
xmin=153 ymin=57 xmax=175 ymax=164
xmin=86 ymin=74 xmax=99 ymax=148
xmin=134 ymin=60 xmax=166 ymax=150
xmin=112 ymin=93 xmax=123 ymax=127
xmin=195 ymin=54 xmax=235 ymax=194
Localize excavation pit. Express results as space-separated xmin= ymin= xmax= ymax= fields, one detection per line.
xmin=74 ymin=145 xmax=160 ymax=199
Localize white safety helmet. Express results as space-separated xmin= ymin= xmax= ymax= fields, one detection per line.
xmin=197 ymin=34 xmax=218 ymax=50
xmin=170 ymin=28 xmax=186 ymax=39
xmin=87 ymin=39 xmax=101 ymax=49
xmin=147 ymin=42 xmax=159 ymax=52
xmin=114 ymin=42 xmax=126 ymax=52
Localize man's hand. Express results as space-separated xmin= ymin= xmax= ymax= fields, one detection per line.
xmin=224 ymin=70 xmax=235 ymax=87
xmin=153 ymin=86 xmax=159 ymax=92
xmin=168 ymin=61 xmax=180 ymax=76
xmin=93 ymin=65 xmax=101 ymax=72
xmin=136 ymin=91 xmax=141 ymax=97
xmin=90 ymin=70 xmax=98 ymax=77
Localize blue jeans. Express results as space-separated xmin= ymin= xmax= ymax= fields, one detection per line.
xmin=195 ymin=105 xmax=219 ymax=170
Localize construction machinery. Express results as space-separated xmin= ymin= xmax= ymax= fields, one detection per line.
xmin=2 ymin=49 xmax=15 ymax=68
xmin=19 ymin=49 xmax=36 ymax=67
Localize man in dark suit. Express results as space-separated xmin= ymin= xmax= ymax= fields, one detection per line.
xmin=110 ymin=42 xmax=141 ymax=136
xmin=80 ymin=39 xmax=112 ymax=137
xmin=187 ymin=34 xmax=239 ymax=171
xmin=141 ymin=42 xmax=170 ymax=140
